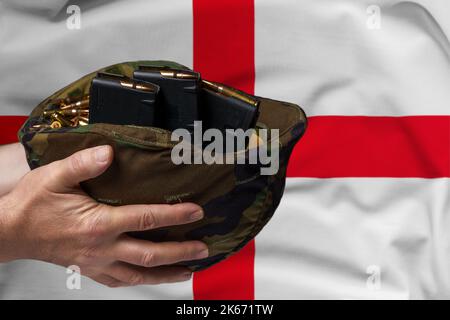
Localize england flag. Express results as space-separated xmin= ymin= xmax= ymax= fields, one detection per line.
xmin=0 ymin=0 xmax=448 ymax=299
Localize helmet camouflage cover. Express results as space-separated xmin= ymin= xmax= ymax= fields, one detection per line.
xmin=18 ymin=61 xmax=307 ymax=271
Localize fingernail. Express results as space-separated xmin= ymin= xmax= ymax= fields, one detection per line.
xmin=190 ymin=209 xmax=204 ymax=221
xmin=195 ymin=248 xmax=209 ymax=259
xmin=95 ymin=146 xmax=110 ymax=163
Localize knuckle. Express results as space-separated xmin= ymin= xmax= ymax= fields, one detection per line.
xmin=140 ymin=207 xmax=158 ymax=230
xmin=69 ymin=152 xmax=85 ymax=175
xmin=79 ymin=246 xmax=99 ymax=262
xmin=141 ymin=250 xmax=156 ymax=267
xmin=182 ymin=245 xmax=196 ymax=261
xmin=84 ymin=213 xmax=107 ymax=238
xmin=105 ymin=279 xmax=123 ymax=288
xmin=93 ymin=275 xmax=123 ymax=288
xmin=127 ymin=272 xmax=144 ymax=286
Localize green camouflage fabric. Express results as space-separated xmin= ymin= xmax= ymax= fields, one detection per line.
xmin=18 ymin=61 xmax=307 ymax=271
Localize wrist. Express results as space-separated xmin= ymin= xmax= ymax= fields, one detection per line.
xmin=0 ymin=143 xmax=30 ymax=197
xmin=0 ymin=194 xmax=24 ymax=263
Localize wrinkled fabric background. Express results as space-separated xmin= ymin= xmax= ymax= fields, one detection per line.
xmin=0 ymin=0 xmax=449 ymax=299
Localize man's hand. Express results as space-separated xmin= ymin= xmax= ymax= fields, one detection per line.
xmin=0 ymin=143 xmax=30 ymax=196
xmin=0 ymin=145 xmax=208 ymax=287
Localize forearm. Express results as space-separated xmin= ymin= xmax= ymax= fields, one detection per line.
xmin=0 ymin=143 xmax=30 ymax=197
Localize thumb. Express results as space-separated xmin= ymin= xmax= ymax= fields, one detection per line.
xmin=46 ymin=145 xmax=113 ymax=190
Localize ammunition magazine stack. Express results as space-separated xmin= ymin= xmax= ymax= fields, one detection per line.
xmin=37 ymin=67 xmax=260 ymax=141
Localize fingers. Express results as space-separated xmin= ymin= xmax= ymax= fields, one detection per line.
xmin=46 ymin=145 xmax=113 ymax=191
xmin=110 ymin=235 xmax=209 ymax=268
xmin=107 ymin=202 xmax=204 ymax=234
xmin=93 ymin=274 xmax=128 ymax=288
xmin=105 ymin=262 xmax=193 ymax=286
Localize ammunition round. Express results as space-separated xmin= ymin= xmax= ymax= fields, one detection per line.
xmin=50 ymin=121 xmax=62 ymax=129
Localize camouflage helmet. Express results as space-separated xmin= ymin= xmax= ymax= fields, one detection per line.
xmin=18 ymin=61 xmax=307 ymax=271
